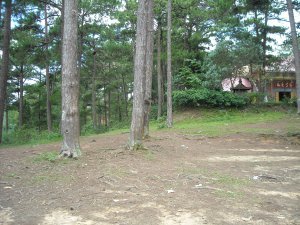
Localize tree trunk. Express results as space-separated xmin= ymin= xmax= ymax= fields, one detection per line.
xmin=121 ymin=73 xmax=128 ymax=118
xmin=0 ymin=0 xmax=12 ymax=144
xmin=261 ymin=4 xmax=269 ymax=94
xmin=92 ymin=50 xmax=97 ymax=129
xmin=117 ymin=88 xmax=122 ymax=122
xmin=129 ymin=0 xmax=148 ymax=149
xmin=38 ymin=70 xmax=42 ymax=131
xmin=104 ymin=84 xmax=108 ymax=127
xmin=18 ymin=65 xmax=24 ymax=128
xmin=5 ymin=101 xmax=8 ymax=132
xmin=60 ymin=0 xmax=81 ymax=158
xmin=143 ymin=0 xmax=154 ymax=138
xmin=287 ymin=0 xmax=300 ymax=114
xmin=0 ymin=0 xmax=2 ymax=26
xmin=157 ymin=22 xmax=163 ymax=118
xmin=166 ymin=0 xmax=173 ymax=128
xmin=45 ymin=2 xmax=52 ymax=132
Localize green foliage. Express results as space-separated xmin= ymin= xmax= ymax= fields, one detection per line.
xmin=2 ymin=129 xmax=61 ymax=145
xmin=156 ymin=116 xmax=167 ymax=129
xmin=33 ymin=151 xmax=58 ymax=163
xmin=173 ymin=89 xmax=249 ymax=108
xmin=174 ymin=58 xmax=223 ymax=90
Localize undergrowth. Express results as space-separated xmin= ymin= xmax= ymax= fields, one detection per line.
xmin=1 ymin=105 xmax=296 ymax=146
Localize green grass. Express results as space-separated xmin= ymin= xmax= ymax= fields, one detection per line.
xmin=32 ymin=151 xmax=58 ymax=163
xmin=171 ymin=109 xmax=290 ymax=137
xmin=1 ymin=106 xmax=297 ymax=147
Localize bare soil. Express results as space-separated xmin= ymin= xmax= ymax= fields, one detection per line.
xmin=1 ymin=116 xmax=300 ymax=225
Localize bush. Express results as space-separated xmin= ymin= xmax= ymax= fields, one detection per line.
xmin=2 ymin=128 xmax=61 ymax=145
xmin=173 ymin=89 xmax=249 ymax=108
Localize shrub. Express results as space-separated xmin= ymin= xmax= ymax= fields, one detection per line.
xmin=173 ymin=89 xmax=249 ymax=108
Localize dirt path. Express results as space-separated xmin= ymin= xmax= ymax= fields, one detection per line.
xmin=0 ymin=119 xmax=300 ymax=225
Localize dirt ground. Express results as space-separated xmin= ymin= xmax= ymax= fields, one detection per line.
xmin=0 ymin=116 xmax=300 ymax=225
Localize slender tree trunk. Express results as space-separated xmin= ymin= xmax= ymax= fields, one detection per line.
xmin=117 ymin=89 xmax=122 ymax=122
xmin=107 ymin=89 xmax=111 ymax=127
xmin=60 ymin=0 xmax=65 ymax=65
xmin=92 ymin=50 xmax=98 ymax=128
xmin=60 ymin=0 xmax=81 ymax=158
xmin=18 ymin=66 xmax=24 ymax=128
xmin=104 ymin=84 xmax=108 ymax=127
xmin=0 ymin=0 xmax=12 ymax=144
xmin=45 ymin=2 xmax=52 ymax=132
xmin=261 ymin=4 xmax=269 ymax=94
xmin=166 ymin=0 xmax=173 ymax=128
xmin=287 ymin=0 xmax=300 ymax=114
xmin=143 ymin=0 xmax=154 ymax=138
xmin=129 ymin=0 xmax=148 ymax=149
xmin=157 ymin=23 xmax=163 ymax=118
xmin=38 ymin=70 xmax=42 ymax=131
xmin=5 ymin=101 xmax=8 ymax=132
xmin=121 ymin=74 xmax=128 ymax=118
xmin=0 ymin=0 xmax=2 ymax=27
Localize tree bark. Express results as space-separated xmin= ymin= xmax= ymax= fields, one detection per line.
xmin=143 ymin=0 xmax=154 ymax=138
xmin=60 ymin=0 xmax=81 ymax=158
xmin=0 ymin=0 xmax=2 ymax=26
xmin=129 ymin=0 xmax=148 ymax=149
xmin=45 ymin=2 xmax=52 ymax=132
xmin=121 ymin=73 xmax=128 ymax=118
xmin=18 ymin=65 xmax=24 ymax=128
xmin=0 ymin=0 xmax=12 ymax=144
xmin=287 ymin=0 xmax=300 ymax=114
xmin=5 ymin=101 xmax=8 ymax=132
xmin=157 ymin=22 xmax=163 ymax=118
xmin=92 ymin=49 xmax=97 ymax=129
xmin=166 ymin=0 xmax=173 ymax=128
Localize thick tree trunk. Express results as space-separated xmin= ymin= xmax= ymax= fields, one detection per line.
xmin=143 ymin=0 xmax=154 ymax=138
xmin=166 ymin=0 xmax=173 ymax=128
xmin=18 ymin=66 xmax=24 ymax=128
xmin=45 ymin=2 xmax=52 ymax=132
xmin=60 ymin=0 xmax=81 ymax=158
xmin=0 ymin=0 xmax=12 ymax=144
xmin=129 ymin=0 xmax=148 ymax=149
xmin=157 ymin=23 xmax=163 ymax=118
xmin=287 ymin=0 xmax=300 ymax=114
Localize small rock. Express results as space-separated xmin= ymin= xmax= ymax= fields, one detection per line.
xmin=193 ymin=184 xmax=203 ymax=189
xmin=242 ymin=216 xmax=252 ymax=221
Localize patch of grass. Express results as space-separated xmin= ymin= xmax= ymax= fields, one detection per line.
xmin=179 ymin=166 xmax=250 ymax=200
xmin=173 ymin=109 xmax=288 ymax=137
xmin=211 ymin=172 xmax=249 ymax=187
xmin=143 ymin=150 xmax=155 ymax=161
xmin=33 ymin=151 xmax=58 ymax=163
xmin=1 ymin=129 xmax=62 ymax=148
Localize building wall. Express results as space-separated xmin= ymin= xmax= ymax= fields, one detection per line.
xmin=267 ymin=72 xmax=296 ymax=102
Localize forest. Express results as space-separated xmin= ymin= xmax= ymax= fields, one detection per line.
xmin=0 ymin=0 xmax=299 ymax=152
xmin=1 ymin=1 xmax=300 ymax=224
